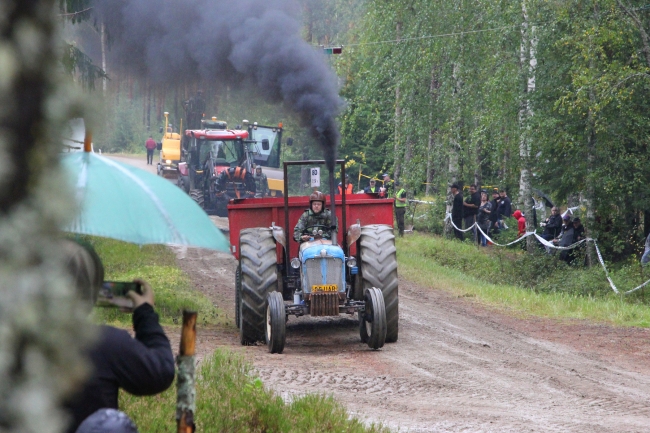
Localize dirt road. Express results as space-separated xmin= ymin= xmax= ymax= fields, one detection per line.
xmin=112 ymin=154 xmax=650 ymax=432
xmin=170 ymin=246 xmax=650 ymax=433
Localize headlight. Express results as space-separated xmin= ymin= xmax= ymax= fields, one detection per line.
xmin=346 ymin=257 xmax=357 ymax=268
xmin=166 ymin=159 xmax=172 ymax=164
xmin=290 ymin=258 xmax=300 ymax=269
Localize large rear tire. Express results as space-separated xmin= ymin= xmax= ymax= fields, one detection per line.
xmin=265 ymin=291 xmax=286 ymax=353
xmin=359 ymin=287 xmax=386 ymax=350
xmin=235 ymin=265 xmax=241 ymax=329
xmin=239 ymin=228 xmax=278 ymax=344
xmin=357 ymin=224 xmax=399 ymax=342
xmin=189 ymin=189 xmax=204 ymax=208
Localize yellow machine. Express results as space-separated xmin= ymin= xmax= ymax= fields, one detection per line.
xmin=157 ymin=112 xmax=182 ymax=179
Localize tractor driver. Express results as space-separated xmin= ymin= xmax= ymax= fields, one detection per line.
xmin=294 ymin=191 xmax=336 ymax=243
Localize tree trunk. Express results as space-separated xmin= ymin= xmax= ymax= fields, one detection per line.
xmin=518 ymin=0 xmax=537 ymax=252
xmin=0 ymin=1 xmax=93 ymax=431
xmin=426 ymin=65 xmax=440 ymax=196
xmin=100 ymin=21 xmax=107 ymax=94
xmin=393 ymin=21 xmax=403 ymax=180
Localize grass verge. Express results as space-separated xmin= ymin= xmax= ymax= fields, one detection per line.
xmin=397 ymin=234 xmax=650 ymax=327
xmin=121 ymin=349 xmax=388 ymax=433
xmin=82 ymin=236 xmax=224 ymax=327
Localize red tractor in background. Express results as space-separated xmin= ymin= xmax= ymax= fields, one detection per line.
xmin=227 ymin=160 xmax=399 ymax=353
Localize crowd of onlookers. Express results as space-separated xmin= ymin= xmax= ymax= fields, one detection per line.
xmin=449 ymin=184 xmax=587 ymax=264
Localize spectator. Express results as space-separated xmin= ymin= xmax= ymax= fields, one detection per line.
xmin=477 ymin=191 xmax=492 ymax=246
xmin=450 ymin=183 xmax=464 ymax=241
xmin=642 ymin=232 xmax=650 ymax=266
xmin=144 ymin=135 xmax=157 ymax=165
xmin=513 ymin=210 xmax=526 ymax=237
xmin=75 ymin=409 xmax=138 ymax=433
xmin=253 ymin=166 xmax=269 ymax=198
xmin=463 ymin=184 xmax=480 ymax=240
xmin=363 ymin=179 xmax=380 ymax=194
xmin=541 ymin=206 xmax=563 ymax=241
xmin=62 ymin=240 xmax=175 ymax=433
xmin=572 ymin=217 xmax=585 ymax=242
xmin=380 ymin=173 xmax=394 ymax=198
xmin=555 ymin=215 xmax=575 ymax=264
xmin=554 ymin=215 xmax=572 ymax=244
xmin=337 ymin=174 xmax=354 ymax=195
xmin=394 ymin=180 xmax=407 ymax=237
xmin=488 ymin=189 xmax=501 ymax=236
xmin=497 ymin=189 xmax=512 ymax=228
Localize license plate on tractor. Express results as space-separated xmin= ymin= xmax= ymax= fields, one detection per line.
xmin=312 ymin=284 xmax=338 ymax=292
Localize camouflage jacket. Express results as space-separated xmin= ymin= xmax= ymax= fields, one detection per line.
xmin=253 ymin=173 xmax=269 ymax=197
xmin=293 ymin=209 xmax=335 ymax=242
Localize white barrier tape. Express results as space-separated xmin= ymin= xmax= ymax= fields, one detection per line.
xmin=625 ymin=278 xmax=650 ymax=295
xmin=409 ymin=199 xmax=436 ymax=205
xmin=474 ymin=222 xmax=535 ymax=247
xmin=445 ymin=213 xmax=479 ymax=233
xmin=533 ymin=233 xmax=587 ymax=251
xmin=444 ymin=213 xmax=650 ymax=296
xmin=592 ymin=240 xmax=619 ymax=294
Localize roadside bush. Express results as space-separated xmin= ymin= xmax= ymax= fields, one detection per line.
xmin=405 ymin=233 xmax=650 ymax=302
xmin=79 ymin=236 xmax=224 ymax=327
xmin=121 ymin=349 xmax=388 ymax=432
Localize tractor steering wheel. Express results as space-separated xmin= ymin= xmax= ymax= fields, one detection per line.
xmin=302 ymin=224 xmax=330 ymax=241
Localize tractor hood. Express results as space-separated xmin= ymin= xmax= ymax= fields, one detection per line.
xmin=300 ymin=243 xmax=345 ymax=262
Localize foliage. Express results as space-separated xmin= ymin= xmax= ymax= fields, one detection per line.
xmin=339 ymin=0 xmax=650 ymax=261
xmin=120 ymin=349 xmax=389 ymax=432
xmin=84 ymin=236 xmax=224 ymax=327
xmin=398 ymin=233 xmax=650 ymax=325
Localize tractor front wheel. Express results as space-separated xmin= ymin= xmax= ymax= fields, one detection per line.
xmin=265 ymin=291 xmax=286 ymax=353
xmin=359 ymin=287 xmax=386 ymax=350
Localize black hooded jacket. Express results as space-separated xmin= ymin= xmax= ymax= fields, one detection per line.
xmin=65 ymin=304 xmax=175 ymax=433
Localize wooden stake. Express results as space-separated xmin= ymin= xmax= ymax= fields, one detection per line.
xmin=176 ymin=310 xmax=197 ymax=433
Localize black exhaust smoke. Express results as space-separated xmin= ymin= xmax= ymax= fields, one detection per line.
xmin=93 ymin=0 xmax=343 ymax=170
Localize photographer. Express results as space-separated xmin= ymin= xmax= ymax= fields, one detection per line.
xmin=62 ymin=240 xmax=175 ymax=433
xmin=540 ymin=207 xmax=563 ymax=241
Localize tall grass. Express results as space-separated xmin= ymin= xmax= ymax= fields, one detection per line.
xmin=121 ymin=349 xmax=388 ymax=433
xmin=81 ymin=236 xmax=224 ymax=327
xmin=397 ymin=234 xmax=650 ymax=327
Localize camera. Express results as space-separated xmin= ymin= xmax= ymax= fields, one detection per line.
xmin=97 ymin=281 xmax=143 ymax=311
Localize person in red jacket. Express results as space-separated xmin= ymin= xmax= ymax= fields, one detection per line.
xmin=513 ymin=210 xmax=526 ymax=237
xmin=144 ymin=135 xmax=157 ymax=165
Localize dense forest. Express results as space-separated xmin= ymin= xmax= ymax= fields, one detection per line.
xmin=61 ymin=0 xmax=650 ymax=260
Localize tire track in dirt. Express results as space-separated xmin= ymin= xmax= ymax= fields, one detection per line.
xmin=173 ymin=245 xmax=650 ymax=432
xmin=110 ymin=154 xmax=650 ymax=432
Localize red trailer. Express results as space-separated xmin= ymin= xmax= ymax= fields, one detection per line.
xmin=227 ymin=160 xmax=399 ymax=354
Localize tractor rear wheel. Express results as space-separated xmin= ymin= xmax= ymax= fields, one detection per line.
xmin=359 ymin=287 xmax=386 ymax=350
xmin=189 ymin=189 xmax=204 ymax=208
xmin=239 ymin=228 xmax=278 ymax=344
xmin=235 ymin=265 xmax=241 ymax=329
xmin=357 ymin=224 xmax=399 ymax=342
xmin=265 ymin=291 xmax=286 ymax=353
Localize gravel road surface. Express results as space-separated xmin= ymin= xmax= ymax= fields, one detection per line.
xmin=112 ymin=153 xmax=650 ymax=432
